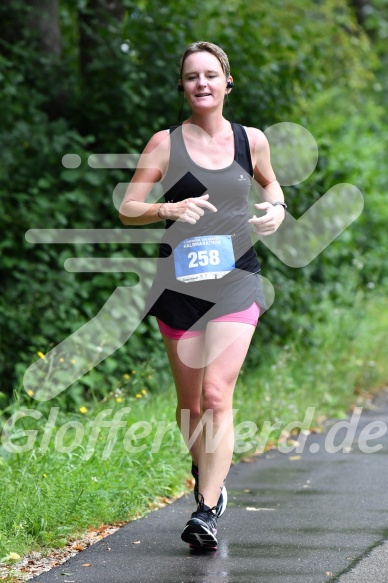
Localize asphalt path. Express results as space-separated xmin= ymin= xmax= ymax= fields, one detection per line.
xmin=31 ymin=389 xmax=388 ymax=583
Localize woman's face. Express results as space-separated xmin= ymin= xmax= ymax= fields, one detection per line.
xmin=181 ymin=51 xmax=229 ymax=113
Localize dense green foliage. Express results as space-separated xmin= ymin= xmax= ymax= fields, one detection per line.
xmin=1 ymin=0 xmax=388 ymax=569
xmin=0 ymin=0 xmax=387 ymax=402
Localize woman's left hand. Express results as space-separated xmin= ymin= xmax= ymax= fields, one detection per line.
xmin=248 ymin=202 xmax=285 ymax=236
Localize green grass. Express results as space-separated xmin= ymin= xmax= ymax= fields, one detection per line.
xmin=1 ymin=292 xmax=387 ymax=565
xmin=0 ymin=388 xmax=188 ymax=561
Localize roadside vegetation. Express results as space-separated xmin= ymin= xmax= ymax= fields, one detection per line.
xmin=1 ymin=0 xmax=387 ymax=573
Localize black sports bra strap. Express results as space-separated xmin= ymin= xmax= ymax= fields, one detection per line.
xmin=231 ymin=122 xmax=254 ymax=177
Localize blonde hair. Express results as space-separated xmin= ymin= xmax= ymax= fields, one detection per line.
xmin=178 ymin=41 xmax=230 ymax=80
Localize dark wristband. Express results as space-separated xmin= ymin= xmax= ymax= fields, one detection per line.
xmin=272 ymin=201 xmax=287 ymax=210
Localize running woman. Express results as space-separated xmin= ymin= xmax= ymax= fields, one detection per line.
xmin=119 ymin=41 xmax=286 ymax=550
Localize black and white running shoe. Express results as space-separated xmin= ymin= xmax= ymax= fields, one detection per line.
xmin=181 ymin=494 xmax=218 ymax=550
xmin=192 ymin=462 xmax=228 ymax=518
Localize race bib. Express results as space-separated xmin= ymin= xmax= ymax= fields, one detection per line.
xmin=173 ymin=235 xmax=235 ymax=282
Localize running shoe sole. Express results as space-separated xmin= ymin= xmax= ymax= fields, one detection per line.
xmin=181 ymin=518 xmax=218 ymax=550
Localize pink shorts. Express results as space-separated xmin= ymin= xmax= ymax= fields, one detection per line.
xmin=156 ymin=302 xmax=261 ymax=340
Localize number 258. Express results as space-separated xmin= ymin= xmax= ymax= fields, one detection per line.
xmin=188 ymin=249 xmax=220 ymax=268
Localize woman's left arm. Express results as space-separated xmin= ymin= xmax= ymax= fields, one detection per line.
xmin=246 ymin=127 xmax=286 ymax=236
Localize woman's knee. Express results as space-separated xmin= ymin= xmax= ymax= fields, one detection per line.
xmin=201 ymin=380 xmax=233 ymax=417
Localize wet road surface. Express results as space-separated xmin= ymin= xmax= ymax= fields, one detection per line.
xmin=31 ymin=390 xmax=388 ymax=583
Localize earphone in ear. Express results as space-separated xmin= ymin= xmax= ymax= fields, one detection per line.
xmin=177 ymin=84 xmax=184 ymax=93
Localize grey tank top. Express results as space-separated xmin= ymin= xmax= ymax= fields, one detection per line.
xmin=146 ymin=122 xmax=266 ymax=330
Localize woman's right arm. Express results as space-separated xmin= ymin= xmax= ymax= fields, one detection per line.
xmin=119 ymin=130 xmax=217 ymax=226
xmin=119 ymin=131 xmax=170 ymax=225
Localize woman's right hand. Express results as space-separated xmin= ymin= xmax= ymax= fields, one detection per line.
xmin=161 ymin=194 xmax=217 ymax=224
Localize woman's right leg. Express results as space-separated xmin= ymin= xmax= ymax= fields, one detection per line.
xmin=162 ymin=333 xmax=205 ymax=466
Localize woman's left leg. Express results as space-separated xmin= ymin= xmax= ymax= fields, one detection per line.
xmin=195 ymin=321 xmax=256 ymax=508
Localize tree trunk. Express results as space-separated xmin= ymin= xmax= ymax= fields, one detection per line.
xmin=27 ymin=0 xmax=62 ymax=58
xmin=28 ymin=0 xmax=70 ymax=120
xmin=79 ymin=0 xmax=123 ymax=79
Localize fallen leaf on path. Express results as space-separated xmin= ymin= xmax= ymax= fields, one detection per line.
xmin=286 ymin=440 xmax=300 ymax=447
xmin=0 ymin=519 xmax=130 ymax=581
xmin=186 ymin=478 xmax=195 ymax=489
xmin=82 ymin=563 xmax=93 ymax=567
